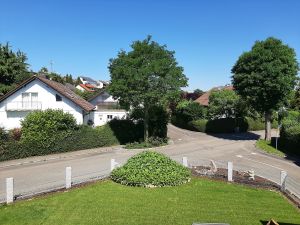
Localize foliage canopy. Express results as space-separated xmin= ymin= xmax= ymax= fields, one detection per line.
xmin=108 ymin=36 xmax=188 ymax=140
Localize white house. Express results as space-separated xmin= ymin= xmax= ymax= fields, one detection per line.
xmin=78 ymin=76 xmax=109 ymax=89
xmin=87 ymin=90 xmax=127 ymax=126
xmin=79 ymin=76 xmax=98 ymax=86
xmin=0 ymin=76 xmax=95 ymax=130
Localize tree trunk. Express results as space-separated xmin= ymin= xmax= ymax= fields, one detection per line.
xmin=144 ymin=105 xmax=149 ymax=143
xmin=264 ymin=111 xmax=272 ymax=141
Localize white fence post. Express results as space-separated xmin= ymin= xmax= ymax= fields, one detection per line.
xmin=227 ymin=162 xmax=233 ymax=182
xmin=182 ymin=157 xmax=188 ymax=167
xmin=280 ymin=170 xmax=287 ymax=191
xmin=6 ymin=177 xmax=14 ymax=204
xmin=66 ymin=167 xmax=72 ymax=189
xmin=111 ymin=159 xmax=117 ymax=171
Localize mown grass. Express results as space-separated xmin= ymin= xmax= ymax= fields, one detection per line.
xmin=0 ymin=178 xmax=299 ymax=225
xmin=256 ymin=139 xmax=286 ymax=157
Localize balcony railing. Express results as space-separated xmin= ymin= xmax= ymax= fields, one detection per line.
xmin=6 ymin=101 xmax=42 ymax=111
xmin=96 ymin=102 xmax=122 ymax=110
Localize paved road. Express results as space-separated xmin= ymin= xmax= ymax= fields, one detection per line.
xmin=1 ymin=124 xmax=300 ymax=202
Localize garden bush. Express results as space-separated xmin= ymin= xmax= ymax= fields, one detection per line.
xmin=0 ymin=127 xmax=8 ymax=141
xmin=108 ymin=119 xmax=143 ymax=144
xmin=111 ymin=151 xmax=191 ymax=187
xmin=280 ymin=113 xmax=300 ymax=153
xmin=188 ymin=119 xmax=208 ymax=132
xmin=21 ymin=109 xmax=77 ymax=150
xmin=173 ymin=101 xmax=207 ymax=123
xmin=125 ymin=137 xmax=168 ymax=149
xmin=9 ymin=128 xmax=22 ymax=141
xmin=246 ymin=117 xmax=265 ymax=131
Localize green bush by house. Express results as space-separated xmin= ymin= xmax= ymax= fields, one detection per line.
xmin=0 ymin=110 xmax=145 ymax=162
xmin=111 ymin=151 xmax=191 ymax=187
xmin=21 ymin=109 xmax=78 ymax=150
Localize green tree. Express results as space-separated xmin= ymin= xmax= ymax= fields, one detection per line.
xmin=47 ymin=72 xmax=64 ymax=84
xmin=0 ymin=43 xmax=30 ymax=94
xmin=65 ymin=74 xmax=74 ymax=84
xmin=175 ymin=100 xmax=207 ymax=121
xmin=39 ymin=67 xmax=49 ymax=73
xmin=289 ymin=78 xmax=300 ymax=110
xmin=208 ymin=89 xmax=239 ymax=119
xmin=193 ymin=88 xmax=204 ymax=97
xmin=232 ymin=37 xmax=299 ymax=140
xmin=108 ymin=36 xmax=188 ymax=141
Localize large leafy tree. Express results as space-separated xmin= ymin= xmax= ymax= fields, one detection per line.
xmin=108 ymin=36 xmax=188 ymax=141
xmin=0 ymin=43 xmax=29 ymax=85
xmin=0 ymin=43 xmax=30 ymax=95
xmin=232 ymin=37 xmax=299 ymax=140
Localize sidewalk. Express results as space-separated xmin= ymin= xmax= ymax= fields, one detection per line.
xmin=0 ymin=145 xmax=123 ymax=169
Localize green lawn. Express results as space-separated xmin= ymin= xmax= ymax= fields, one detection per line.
xmin=0 ymin=178 xmax=299 ymax=225
xmin=256 ymin=139 xmax=286 ymax=157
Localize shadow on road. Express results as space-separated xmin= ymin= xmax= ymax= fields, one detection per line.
xmin=207 ymin=132 xmax=260 ymax=141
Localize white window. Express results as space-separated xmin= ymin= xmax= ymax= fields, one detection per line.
xmin=22 ymin=92 xmax=38 ymax=109
xmin=107 ymin=115 xmax=113 ymax=120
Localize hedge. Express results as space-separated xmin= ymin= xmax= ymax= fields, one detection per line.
xmin=173 ymin=115 xmax=278 ymax=133
xmin=279 ymin=112 xmax=300 ymax=154
xmin=0 ymin=119 xmax=144 ymax=162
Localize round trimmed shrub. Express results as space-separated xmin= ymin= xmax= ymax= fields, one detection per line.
xmin=111 ymin=151 xmax=191 ymax=187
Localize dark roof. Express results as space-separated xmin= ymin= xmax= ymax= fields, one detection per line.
xmin=194 ymin=85 xmax=234 ymax=106
xmin=0 ymin=76 xmax=95 ymax=112
xmin=64 ymin=83 xmax=76 ymax=91
xmin=81 ymin=76 xmax=97 ymax=83
xmin=88 ymin=89 xmax=107 ymax=102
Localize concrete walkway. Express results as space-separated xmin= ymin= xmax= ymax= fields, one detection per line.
xmin=1 ymin=124 xmax=300 ymax=202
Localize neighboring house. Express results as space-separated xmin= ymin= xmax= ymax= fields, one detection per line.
xmin=79 ymin=76 xmax=98 ymax=86
xmin=97 ymin=80 xmax=109 ymax=89
xmin=194 ymin=85 xmax=234 ymax=106
xmin=87 ymin=90 xmax=127 ymax=126
xmin=0 ymin=75 xmax=95 ymax=130
xmin=78 ymin=76 xmax=109 ymax=89
xmin=76 ymin=83 xmax=96 ymax=92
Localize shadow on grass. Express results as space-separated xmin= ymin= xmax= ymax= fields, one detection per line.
xmin=260 ymin=220 xmax=300 ymax=225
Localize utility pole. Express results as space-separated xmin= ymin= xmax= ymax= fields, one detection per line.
xmin=50 ymin=60 xmax=53 ymax=73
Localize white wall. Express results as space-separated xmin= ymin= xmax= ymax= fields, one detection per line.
xmin=89 ymin=91 xmax=117 ymax=106
xmin=87 ymin=110 xmax=127 ymax=127
xmin=0 ymin=79 xmax=84 ymax=130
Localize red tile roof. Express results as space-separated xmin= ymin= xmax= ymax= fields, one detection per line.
xmin=0 ymin=75 xmax=95 ymax=112
xmin=79 ymin=84 xmax=95 ymax=92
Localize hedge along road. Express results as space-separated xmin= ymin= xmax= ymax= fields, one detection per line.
xmin=0 ymin=124 xmax=300 ymax=202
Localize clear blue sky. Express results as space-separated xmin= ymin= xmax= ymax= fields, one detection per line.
xmin=1 ymin=0 xmax=299 ymax=91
